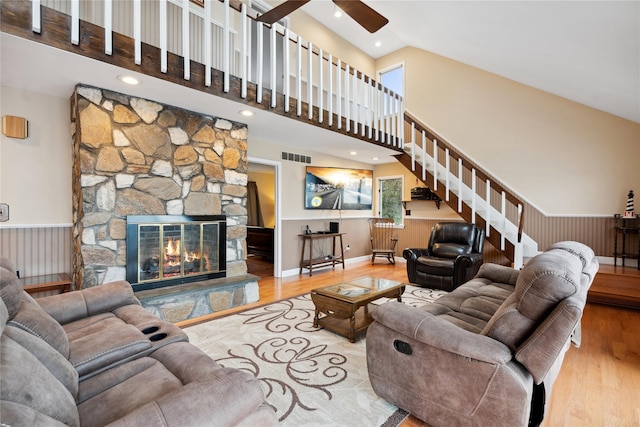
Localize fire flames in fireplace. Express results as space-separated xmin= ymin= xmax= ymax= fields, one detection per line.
xmin=160 ymin=238 xmax=208 ymax=277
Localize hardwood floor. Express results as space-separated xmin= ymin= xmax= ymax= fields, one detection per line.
xmin=178 ymin=260 xmax=640 ymax=427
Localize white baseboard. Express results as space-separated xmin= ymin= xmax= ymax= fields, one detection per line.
xmin=280 ymin=255 xmax=405 ymax=277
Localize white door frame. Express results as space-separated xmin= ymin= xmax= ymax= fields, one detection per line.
xmin=248 ymin=156 xmax=282 ymax=277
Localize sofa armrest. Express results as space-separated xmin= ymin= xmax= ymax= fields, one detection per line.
xmin=372 ymin=301 xmax=512 ymax=364
xmin=37 ymin=281 xmax=140 ymax=325
xmin=475 ymin=263 xmax=520 ymax=285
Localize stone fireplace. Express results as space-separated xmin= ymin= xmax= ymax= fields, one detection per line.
xmin=71 ymin=84 xmax=257 ymax=321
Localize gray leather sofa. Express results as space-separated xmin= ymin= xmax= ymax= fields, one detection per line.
xmin=367 ymin=241 xmax=598 ymax=427
xmin=0 ymin=257 xmax=278 ymax=427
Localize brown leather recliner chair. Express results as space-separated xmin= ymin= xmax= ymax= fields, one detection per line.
xmin=403 ymin=222 xmax=485 ymax=291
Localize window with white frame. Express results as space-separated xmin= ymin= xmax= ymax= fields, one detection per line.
xmin=377 ymin=176 xmax=404 ymax=225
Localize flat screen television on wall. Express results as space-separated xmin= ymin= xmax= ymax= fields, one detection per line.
xmin=305 ymin=166 xmax=373 ymax=210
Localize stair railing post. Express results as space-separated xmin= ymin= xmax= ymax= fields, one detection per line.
xmin=445 ymin=148 xmax=450 ymax=201
xmin=204 ymin=0 xmax=212 ymax=87
xmin=32 ymin=0 xmax=41 ymax=33
xmin=104 ymin=0 xmax=112 ymax=55
xmin=283 ymin=29 xmax=290 ymax=111
xmin=432 ymin=139 xmax=438 ymax=190
xmin=486 ymin=179 xmax=491 ymax=237
xmin=501 ymin=191 xmax=506 ymax=251
xmin=458 ymin=158 xmax=463 ymax=213
xmin=256 ymin=22 xmax=263 ymax=103
xmin=240 ymin=2 xmax=247 ymax=96
xmin=327 ymin=54 xmax=333 ymax=126
xmin=181 ymin=0 xmax=189 ymax=78
xmin=421 ymin=131 xmax=427 ymax=181
xmin=306 ymin=41 xmax=312 ymax=116
xmin=160 ymin=0 xmax=167 ymax=73
xmin=471 ymin=168 xmax=476 ymax=223
xmin=270 ymin=24 xmax=277 ymax=106
xmin=318 ymin=48 xmax=323 ymax=123
xmin=71 ymin=0 xmax=79 ymax=45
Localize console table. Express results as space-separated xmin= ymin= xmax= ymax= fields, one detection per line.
xmin=299 ymin=232 xmax=345 ymax=276
xmin=20 ymin=273 xmax=72 ymax=296
xmin=614 ymin=215 xmax=640 ymax=269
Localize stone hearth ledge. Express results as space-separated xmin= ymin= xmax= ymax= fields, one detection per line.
xmin=135 ymin=274 xmax=260 ymax=323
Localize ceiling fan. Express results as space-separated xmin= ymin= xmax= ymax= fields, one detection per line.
xmin=256 ymin=0 xmax=389 ymax=33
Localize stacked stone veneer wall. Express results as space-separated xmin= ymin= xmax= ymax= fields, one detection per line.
xmin=71 ymin=84 xmax=249 ymax=289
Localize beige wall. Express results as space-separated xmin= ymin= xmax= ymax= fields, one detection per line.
xmin=248 ymin=170 xmax=275 ymax=228
xmin=375 ymin=47 xmax=640 ymax=217
xmin=0 ymin=86 xmax=72 ymax=225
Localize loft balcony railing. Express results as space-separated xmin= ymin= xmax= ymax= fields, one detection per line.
xmin=21 ymin=0 xmax=405 ymax=148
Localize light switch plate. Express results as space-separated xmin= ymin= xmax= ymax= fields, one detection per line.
xmin=0 ymin=203 xmax=9 ymax=222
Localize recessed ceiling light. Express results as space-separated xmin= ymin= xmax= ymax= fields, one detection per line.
xmin=372 ymin=157 xmax=379 ymax=161
xmin=374 ymin=41 xmax=382 ymax=48
xmin=349 ymin=151 xmax=357 ymax=155
xmin=334 ymin=5 xmax=343 ymax=18
xmin=117 ymin=75 xmax=140 ymax=85
xmin=239 ymin=109 xmax=253 ymax=117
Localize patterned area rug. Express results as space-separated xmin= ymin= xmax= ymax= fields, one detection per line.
xmin=186 ymin=284 xmax=446 ymax=426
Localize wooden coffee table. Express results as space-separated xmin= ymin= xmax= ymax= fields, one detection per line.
xmin=311 ymin=277 xmax=405 ymax=342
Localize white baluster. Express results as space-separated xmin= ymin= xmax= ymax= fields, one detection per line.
xmin=485 ymin=179 xmax=491 ymax=237
xmin=256 ymin=22 xmax=263 ymax=104
xmin=104 ymin=0 xmax=112 ymax=54
xmin=160 ymin=0 xmax=167 ymax=73
xmin=471 ymin=168 xmax=476 ymax=223
xmin=352 ymin=69 xmax=358 ymax=134
xmin=223 ymin=0 xmax=230 ymax=92
xmin=445 ymin=149 xmax=450 ymax=201
xmin=361 ymin=74 xmax=366 ymax=137
xmin=368 ymin=81 xmax=373 ymax=139
xmin=422 ymin=131 xmax=426 ymax=181
xmin=240 ymin=3 xmax=247 ymax=97
xmin=400 ymin=98 xmax=405 ymax=148
xmin=296 ymin=35 xmax=302 ymax=116
xmin=181 ymin=0 xmax=189 ymax=78
xmin=71 ymin=0 xmax=79 ymax=45
xmin=318 ymin=48 xmax=323 ymax=123
xmin=458 ymin=158 xmax=463 ymax=213
xmin=336 ymin=59 xmax=342 ymax=129
xmin=204 ymin=0 xmax=212 ymax=87
xmin=517 ymin=204 xmax=523 ymax=242
xmin=501 ymin=191 xmax=506 ymax=251
xmin=433 ymin=139 xmax=438 ymax=190
xmin=284 ymin=29 xmax=290 ymax=112
xmin=345 ymin=65 xmax=350 ymax=133
xmin=307 ymin=41 xmax=313 ymax=118
xmin=410 ymin=121 xmax=415 ymax=171
xmin=327 ymin=54 xmax=333 ymax=126
xmin=270 ymin=24 xmax=276 ymax=106
xmin=32 ymin=0 xmax=41 ymax=33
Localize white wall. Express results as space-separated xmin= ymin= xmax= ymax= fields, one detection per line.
xmin=0 ymin=86 xmax=72 ymax=225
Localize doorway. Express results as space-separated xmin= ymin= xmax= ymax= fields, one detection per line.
xmin=247 ymin=159 xmax=281 ymax=278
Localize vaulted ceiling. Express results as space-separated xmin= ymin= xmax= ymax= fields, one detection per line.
xmin=295 ymin=0 xmax=640 ymax=124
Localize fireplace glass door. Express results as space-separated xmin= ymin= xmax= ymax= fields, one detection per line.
xmin=127 ymin=215 xmax=226 ymax=290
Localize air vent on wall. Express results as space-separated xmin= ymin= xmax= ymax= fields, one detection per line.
xmin=282 ymin=152 xmax=311 ymax=164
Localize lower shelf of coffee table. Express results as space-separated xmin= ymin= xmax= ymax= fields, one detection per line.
xmin=315 ymin=303 xmax=376 ymax=342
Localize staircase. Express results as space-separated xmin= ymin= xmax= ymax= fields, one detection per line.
xmin=399 ymin=112 xmax=538 ymax=268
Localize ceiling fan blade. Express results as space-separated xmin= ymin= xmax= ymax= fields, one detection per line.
xmin=333 ymin=0 xmax=388 ymax=33
xmin=256 ymin=0 xmax=310 ymax=24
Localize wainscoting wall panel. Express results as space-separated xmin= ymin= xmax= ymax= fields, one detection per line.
xmin=0 ymin=226 xmax=72 ymax=278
